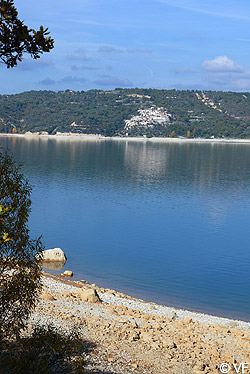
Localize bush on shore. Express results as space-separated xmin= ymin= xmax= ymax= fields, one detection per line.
xmin=0 ymin=324 xmax=88 ymax=374
xmin=0 ymin=154 xmax=88 ymax=372
xmin=0 ymin=152 xmax=43 ymax=339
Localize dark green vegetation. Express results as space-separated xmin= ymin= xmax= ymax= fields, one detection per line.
xmin=0 ymin=0 xmax=54 ymax=68
xmin=0 ymin=3 xmax=89 ymax=372
xmin=0 ymin=155 xmax=88 ymax=373
xmin=0 ymin=153 xmax=42 ymax=339
xmin=0 ymin=325 xmax=87 ymax=374
xmin=1 ymin=88 xmax=250 ymax=138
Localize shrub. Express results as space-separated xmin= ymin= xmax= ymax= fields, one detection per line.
xmin=0 ymin=153 xmax=43 ymax=339
xmin=0 ymin=324 xmax=87 ymax=373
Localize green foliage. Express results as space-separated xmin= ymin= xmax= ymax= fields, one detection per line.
xmin=0 ymin=88 xmax=250 ymax=138
xmin=0 ymin=204 xmax=11 ymax=243
xmin=0 ymin=325 xmax=87 ymax=373
xmin=0 ymin=0 xmax=54 ymax=67
xmin=0 ymin=153 xmax=43 ymax=339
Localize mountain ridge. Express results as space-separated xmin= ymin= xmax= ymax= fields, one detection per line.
xmin=1 ymin=88 xmax=250 ymax=138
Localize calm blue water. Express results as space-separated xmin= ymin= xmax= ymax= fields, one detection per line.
xmin=1 ymin=136 xmax=250 ymax=321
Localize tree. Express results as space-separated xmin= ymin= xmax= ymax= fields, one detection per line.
xmin=0 ymin=153 xmax=43 ymax=339
xmin=0 ymin=0 xmax=54 ymax=68
xmin=0 ymin=1 xmax=53 ymax=337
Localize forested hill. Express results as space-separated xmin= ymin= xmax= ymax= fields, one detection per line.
xmin=1 ymin=88 xmax=250 ymax=138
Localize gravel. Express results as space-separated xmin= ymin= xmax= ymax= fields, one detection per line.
xmin=42 ymin=276 xmax=250 ymax=331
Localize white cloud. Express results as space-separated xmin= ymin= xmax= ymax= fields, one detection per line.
xmin=202 ymin=56 xmax=244 ymax=73
xmin=201 ymin=56 xmax=250 ymax=91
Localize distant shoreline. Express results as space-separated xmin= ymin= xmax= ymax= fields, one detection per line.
xmin=1 ymin=132 xmax=250 ymax=144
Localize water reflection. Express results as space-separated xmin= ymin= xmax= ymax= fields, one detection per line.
xmin=2 ymin=136 xmax=250 ymax=188
xmin=1 ymin=136 xmax=250 ymax=319
xmin=123 ymin=140 xmax=170 ymax=179
xmin=42 ymin=262 xmax=66 ymax=271
xmin=2 ymin=136 xmax=250 ymax=223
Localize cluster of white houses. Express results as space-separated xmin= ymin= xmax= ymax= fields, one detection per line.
xmin=124 ymin=107 xmax=172 ymax=133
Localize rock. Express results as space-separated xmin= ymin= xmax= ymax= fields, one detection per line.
xmin=131 ymin=364 xmax=139 ymax=369
xmin=140 ymin=332 xmax=154 ymax=343
xmin=63 ymin=270 xmax=73 ymax=277
xmin=183 ymin=317 xmax=193 ymax=324
xmin=155 ymin=323 xmax=163 ymax=331
xmin=161 ymin=338 xmax=177 ymax=349
xmin=61 ymin=291 xmax=72 ymax=297
xmin=72 ymin=287 xmax=101 ymax=303
xmin=39 ymin=248 xmax=67 ymax=263
xmin=169 ymin=312 xmax=177 ymax=320
xmin=41 ymin=292 xmax=55 ymax=301
xmin=227 ymin=322 xmax=238 ymax=328
xmin=127 ymin=330 xmax=140 ymax=342
xmin=108 ymin=307 xmax=118 ymax=315
xmin=231 ymin=328 xmax=244 ymax=336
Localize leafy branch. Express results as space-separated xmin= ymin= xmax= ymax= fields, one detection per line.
xmin=0 ymin=0 xmax=54 ymax=68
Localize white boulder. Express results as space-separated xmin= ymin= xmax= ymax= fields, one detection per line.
xmin=40 ymin=248 xmax=67 ymax=263
xmin=62 ymin=270 xmax=73 ymax=277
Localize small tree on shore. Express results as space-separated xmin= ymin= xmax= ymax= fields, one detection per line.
xmin=0 ymin=0 xmax=52 ymax=340
xmin=0 ymin=153 xmax=43 ymax=339
xmin=0 ymin=5 xmax=88 ymax=373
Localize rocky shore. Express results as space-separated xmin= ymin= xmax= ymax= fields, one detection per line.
xmin=29 ymin=272 xmax=250 ymax=374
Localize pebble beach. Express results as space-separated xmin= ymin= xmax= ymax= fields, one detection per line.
xmin=30 ymin=272 xmax=250 ymax=374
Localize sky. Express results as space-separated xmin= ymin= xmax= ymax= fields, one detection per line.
xmin=2 ymin=0 xmax=250 ymax=94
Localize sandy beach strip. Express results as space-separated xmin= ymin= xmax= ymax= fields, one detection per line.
xmin=1 ymin=132 xmax=250 ymax=144
xmin=30 ymin=272 xmax=250 ymax=374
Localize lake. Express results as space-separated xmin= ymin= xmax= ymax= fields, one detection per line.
xmin=1 ymin=135 xmax=250 ymax=321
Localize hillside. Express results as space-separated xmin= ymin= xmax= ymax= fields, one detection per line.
xmin=1 ymin=88 xmax=250 ymax=138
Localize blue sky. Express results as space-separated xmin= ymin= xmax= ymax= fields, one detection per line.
xmin=2 ymin=0 xmax=250 ymax=93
